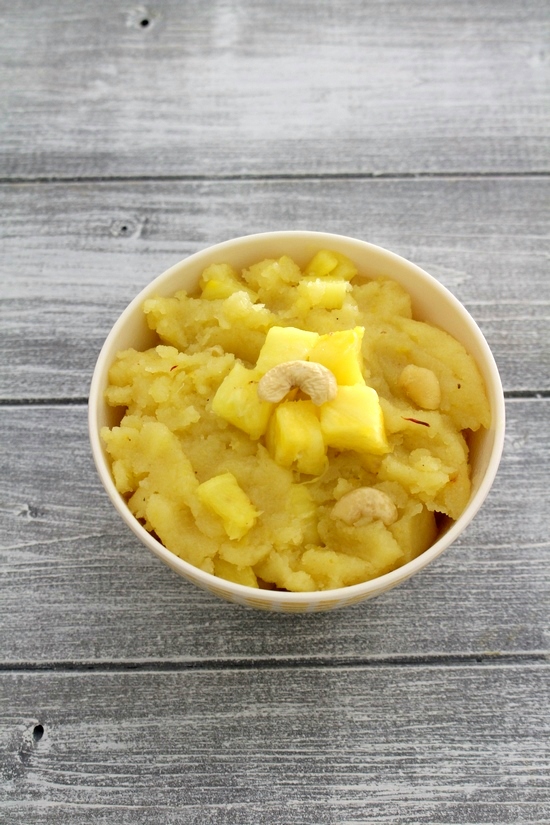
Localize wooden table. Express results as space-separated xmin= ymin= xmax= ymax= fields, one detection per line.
xmin=1 ymin=2 xmax=549 ymax=822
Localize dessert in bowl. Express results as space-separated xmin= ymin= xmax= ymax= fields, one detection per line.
xmin=89 ymin=231 xmax=505 ymax=612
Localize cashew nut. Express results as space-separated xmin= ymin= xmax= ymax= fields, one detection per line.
xmin=257 ymin=360 xmax=337 ymax=406
xmin=398 ymin=364 xmax=441 ymax=410
xmin=330 ymin=487 xmax=398 ymax=526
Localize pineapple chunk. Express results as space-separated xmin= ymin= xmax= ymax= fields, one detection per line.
xmin=255 ymin=326 xmax=319 ymax=374
xmin=296 ymin=277 xmax=351 ymax=311
xmin=200 ymin=263 xmax=257 ymax=301
xmin=308 ymin=327 xmax=366 ymax=385
xmin=320 ymin=385 xmax=390 ymax=456
xmin=266 ymin=400 xmax=327 ymax=476
xmin=211 ymin=362 xmax=273 ymax=439
xmin=197 ymin=472 xmax=259 ymax=540
xmin=304 ymin=249 xmax=358 ymax=281
xmin=201 ymin=280 xmax=236 ymax=300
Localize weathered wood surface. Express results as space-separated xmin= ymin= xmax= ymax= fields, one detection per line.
xmin=1 ymin=398 xmax=548 ymax=665
xmin=1 ymin=665 xmax=549 ymax=823
xmin=1 ymin=0 xmax=549 ymax=179
xmin=1 ymin=0 xmax=549 ymax=820
xmin=1 ymin=176 xmax=549 ymax=400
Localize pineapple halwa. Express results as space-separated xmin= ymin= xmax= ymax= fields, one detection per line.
xmin=101 ymin=250 xmax=490 ymax=591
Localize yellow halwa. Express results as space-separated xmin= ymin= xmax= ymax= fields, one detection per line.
xmin=101 ymin=251 xmax=490 ymax=592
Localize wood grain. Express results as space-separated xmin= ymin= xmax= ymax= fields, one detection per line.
xmin=1 ymin=665 xmax=549 ymax=823
xmin=2 ymin=1 xmax=549 ymax=818
xmin=1 ymin=177 xmax=548 ymax=400
xmin=1 ymin=0 xmax=548 ymax=178
xmin=1 ymin=398 xmax=547 ymax=664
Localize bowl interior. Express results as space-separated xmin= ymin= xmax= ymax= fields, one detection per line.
xmin=90 ymin=232 xmax=505 ymax=611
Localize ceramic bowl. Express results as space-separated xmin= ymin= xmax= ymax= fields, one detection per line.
xmin=89 ymin=231 xmax=505 ymax=612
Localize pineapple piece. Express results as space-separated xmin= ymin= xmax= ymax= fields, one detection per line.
xmin=320 ymin=385 xmax=390 ymax=456
xmin=211 ymin=363 xmax=273 ymax=439
xmin=308 ymin=327 xmax=366 ymax=385
xmin=304 ymin=249 xmax=358 ymax=281
xmin=265 ymin=400 xmax=327 ymax=476
xmin=255 ymin=326 xmax=319 ymax=374
xmin=200 ymin=263 xmax=257 ymax=301
xmin=197 ymin=472 xmax=260 ymax=540
xmin=201 ymin=280 xmax=236 ymax=300
xmin=295 ymin=277 xmax=351 ymax=311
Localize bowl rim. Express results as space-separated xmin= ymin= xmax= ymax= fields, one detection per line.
xmin=89 ymin=231 xmax=506 ymax=605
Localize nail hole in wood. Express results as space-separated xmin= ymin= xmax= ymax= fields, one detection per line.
xmin=33 ymin=725 xmax=44 ymax=743
xmin=140 ymin=18 xmax=150 ymax=27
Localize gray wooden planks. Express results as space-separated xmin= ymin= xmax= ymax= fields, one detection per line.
xmin=2 ymin=0 xmax=549 ymax=819
xmin=1 ymin=665 xmax=549 ymax=823
xmin=1 ymin=398 xmax=548 ymax=664
xmin=1 ymin=0 xmax=549 ymax=178
xmin=1 ymin=177 xmax=549 ymax=400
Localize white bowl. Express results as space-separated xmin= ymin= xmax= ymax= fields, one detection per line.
xmin=89 ymin=232 xmax=505 ymax=612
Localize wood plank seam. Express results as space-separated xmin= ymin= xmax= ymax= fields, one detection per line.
xmin=0 ymin=653 xmax=548 ymax=672
xmin=0 ymin=171 xmax=549 ymax=185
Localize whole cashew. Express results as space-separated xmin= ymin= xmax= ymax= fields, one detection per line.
xmin=257 ymin=360 xmax=337 ymax=406
xmin=330 ymin=487 xmax=398 ymax=526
